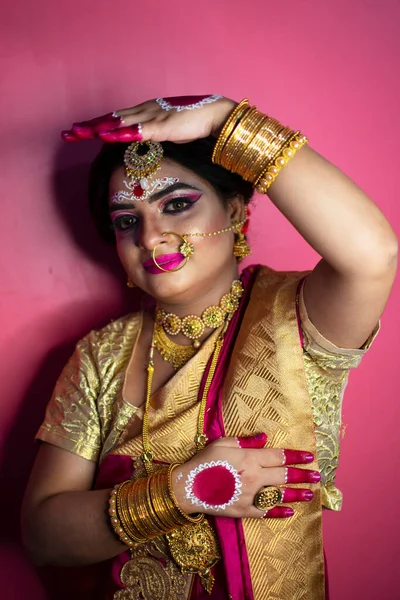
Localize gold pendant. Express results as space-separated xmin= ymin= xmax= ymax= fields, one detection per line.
xmin=114 ymin=537 xmax=190 ymax=600
xmin=166 ymin=519 xmax=220 ymax=594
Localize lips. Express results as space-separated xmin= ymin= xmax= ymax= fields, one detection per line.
xmin=142 ymin=253 xmax=185 ymax=274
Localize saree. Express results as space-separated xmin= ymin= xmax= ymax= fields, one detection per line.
xmin=37 ymin=264 xmax=378 ymax=598
xmin=95 ymin=265 xmax=324 ymax=600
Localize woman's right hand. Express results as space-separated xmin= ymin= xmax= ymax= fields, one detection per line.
xmin=172 ymin=434 xmax=320 ymax=520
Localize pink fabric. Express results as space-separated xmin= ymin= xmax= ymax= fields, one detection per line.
xmin=197 ymin=265 xmax=258 ymax=600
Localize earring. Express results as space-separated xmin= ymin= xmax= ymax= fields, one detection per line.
xmin=232 ymin=221 xmax=251 ymax=261
xmin=127 ymin=280 xmax=136 ymax=288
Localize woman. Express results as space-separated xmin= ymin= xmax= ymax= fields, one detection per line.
xmin=21 ymin=95 xmax=397 ymax=600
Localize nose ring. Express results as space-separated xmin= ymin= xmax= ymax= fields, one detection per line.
xmin=151 ymin=232 xmax=195 ymax=273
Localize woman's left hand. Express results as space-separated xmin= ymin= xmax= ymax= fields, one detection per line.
xmin=62 ymin=95 xmax=236 ymax=144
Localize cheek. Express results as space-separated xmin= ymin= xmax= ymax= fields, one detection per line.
xmin=115 ymin=236 xmax=138 ymax=269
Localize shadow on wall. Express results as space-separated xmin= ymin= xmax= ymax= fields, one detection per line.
xmin=0 ymin=142 xmax=142 ymax=598
xmin=51 ymin=139 xmax=122 ymax=276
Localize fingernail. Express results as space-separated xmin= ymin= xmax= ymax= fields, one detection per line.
xmin=286 ymin=468 xmax=320 ymax=484
xmin=303 ymin=490 xmax=314 ymax=501
xmin=283 ymin=450 xmax=314 ymax=465
xmin=237 ymin=432 xmax=267 ymax=449
xmin=61 ymin=130 xmax=79 ymax=142
xmin=309 ymin=471 xmax=321 ymax=483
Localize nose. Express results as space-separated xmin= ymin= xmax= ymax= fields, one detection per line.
xmin=136 ymin=216 xmax=168 ymax=252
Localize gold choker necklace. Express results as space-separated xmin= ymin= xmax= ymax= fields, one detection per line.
xmin=155 ymin=279 xmax=244 ymax=349
xmin=154 ymin=323 xmax=198 ymax=370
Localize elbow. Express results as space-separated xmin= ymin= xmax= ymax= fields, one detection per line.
xmin=356 ymin=228 xmax=398 ymax=279
xmin=21 ymin=527 xmax=50 ymax=567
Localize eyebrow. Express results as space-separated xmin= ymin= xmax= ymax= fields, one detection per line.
xmin=109 ymin=182 xmax=202 ymax=211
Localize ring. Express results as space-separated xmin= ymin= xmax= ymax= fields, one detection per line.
xmin=254 ymin=486 xmax=283 ymax=511
xmin=152 ymin=232 xmax=194 ymax=273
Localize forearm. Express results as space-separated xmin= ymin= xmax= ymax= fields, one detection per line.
xmin=22 ymin=489 xmax=126 ymax=566
xmin=267 ymin=145 xmax=398 ymax=276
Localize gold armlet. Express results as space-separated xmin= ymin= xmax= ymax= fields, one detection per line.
xmin=212 ymin=99 xmax=308 ymax=192
xmin=108 ymin=467 xmax=203 ymax=547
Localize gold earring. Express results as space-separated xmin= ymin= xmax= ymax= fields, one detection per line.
xmin=232 ymin=221 xmax=251 ymax=261
xmin=127 ymin=280 xmax=136 ymax=288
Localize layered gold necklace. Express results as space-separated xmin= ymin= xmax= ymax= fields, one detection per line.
xmin=141 ymin=278 xmax=244 ymax=592
xmin=154 ymin=279 xmax=244 ymax=370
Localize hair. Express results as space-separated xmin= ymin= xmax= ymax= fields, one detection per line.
xmin=88 ymin=136 xmax=254 ymax=243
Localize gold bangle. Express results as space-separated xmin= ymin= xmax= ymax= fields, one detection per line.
xmin=168 ymin=464 xmax=204 ymax=524
xmin=225 ymin=110 xmax=266 ymax=173
xmin=108 ymin=482 xmax=138 ymax=547
xmin=212 ymin=99 xmax=250 ymax=164
xmin=256 ymin=133 xmax=308 ymax=194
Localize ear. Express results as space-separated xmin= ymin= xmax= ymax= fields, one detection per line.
xmin=227 ymin=194 xmax=246 ymax=222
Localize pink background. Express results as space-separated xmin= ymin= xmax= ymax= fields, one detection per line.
xmin=1 ymin=0 xmax=399 ymax=598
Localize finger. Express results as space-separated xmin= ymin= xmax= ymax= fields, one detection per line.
xmin=259 ymin=449 xmax=314 ymax=468
xmin=212 ymin=433 xmax=268 ymax=449
xmin=263 ymin=507 xmax=294 ymax=519
xmin=97 ymin=124 xmax=143 ymax=143
xmin=285 ymin=468 xmax=320 ymax=484
xmin=281 ymin=487 xmax=314 ymax=503
xmin=61 ymin=130 xmax=80 ymax=142
xmin=74 ymin=112 xmax=119 ymax=126
xmin=237 ymin=433 xmax=267 ymax=449
xmin=72 ymin=116 xmax=123 ymax=136
xmin=283 ymin=450 xmax=314 ymax=466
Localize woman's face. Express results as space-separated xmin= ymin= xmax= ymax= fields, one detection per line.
xmin=109 ymin=158 xmax=245 ymax=305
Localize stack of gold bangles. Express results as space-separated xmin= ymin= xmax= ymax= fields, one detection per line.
xmin=212 ymin=98 xmax=308 ymax=194
xmin=108 ymin=464 xmax=203 ymax=547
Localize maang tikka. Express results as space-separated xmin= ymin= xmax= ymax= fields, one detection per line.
xmin=110 ymin=141 xmax=179 ymax=203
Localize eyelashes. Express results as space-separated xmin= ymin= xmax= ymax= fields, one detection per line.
xmin=111 ymin=194 xmax=202 ymax=232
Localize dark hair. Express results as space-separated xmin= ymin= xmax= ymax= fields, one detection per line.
xmin=88 ymin=136 xmax=254 ymax=243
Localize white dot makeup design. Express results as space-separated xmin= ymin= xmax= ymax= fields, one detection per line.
xmin=156 ymin=95 xmax=223 ymax=112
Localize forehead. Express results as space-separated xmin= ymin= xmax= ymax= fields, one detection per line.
xmin=109 ymin=158 xmax=214 ymax=193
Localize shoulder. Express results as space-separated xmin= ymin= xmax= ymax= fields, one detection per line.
xmin=74 ymin=312 xmax=142 ymax=363
xmin=247 ymin=264 xmax=311 ymax=289
xmin=82 ymin=312 xmax=141 ymax=344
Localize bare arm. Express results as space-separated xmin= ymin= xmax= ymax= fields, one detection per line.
xmin=267 ymin=146 xmax=398 ymax=348
xmin=21 ymin=443 xmax=126 ymax=566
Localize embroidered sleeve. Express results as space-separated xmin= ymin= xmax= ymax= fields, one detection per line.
xmin=299 ymin=283 xmax=379 ymax=511
xmin=36 ymin=332 xmax=102 ymax=462
xmin=299 ymin=283 xmax=379 ymax=370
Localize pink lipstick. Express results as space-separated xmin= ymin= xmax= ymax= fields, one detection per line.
xmin=143 ymin=253 xmax=185 ymax=274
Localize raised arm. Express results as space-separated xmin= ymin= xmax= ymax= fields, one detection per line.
xmin=266 ymin=145 xmax=397 ymax=348
xmin=63 ymin=95 xmax=397 ymax=347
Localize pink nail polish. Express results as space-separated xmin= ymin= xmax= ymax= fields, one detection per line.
xmin=283 ymin=450 xmax=314 ymax=465
xmin=286 ymin=468 xmax=320 ymax=484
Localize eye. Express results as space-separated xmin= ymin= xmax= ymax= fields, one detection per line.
xmin=112 ymin=214 xmax=137 ymax=231
xmin=163 ymin=198 xmax=192 ymax=213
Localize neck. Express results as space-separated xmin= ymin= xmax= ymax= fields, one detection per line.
xmin=156 ymin=263 xmax=240 ymax=346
